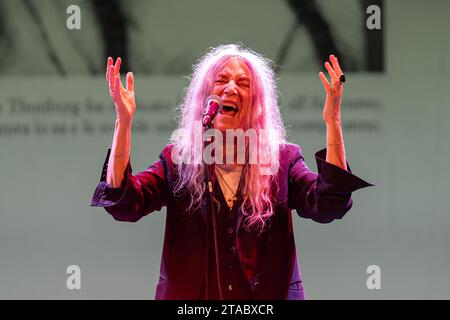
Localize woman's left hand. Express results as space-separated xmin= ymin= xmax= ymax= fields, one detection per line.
xmin=319 ymin=54 xmax=344 ymax=124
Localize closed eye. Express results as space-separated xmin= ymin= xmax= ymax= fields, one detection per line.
xmin=215 ymin=77 xmax=227 ymax=83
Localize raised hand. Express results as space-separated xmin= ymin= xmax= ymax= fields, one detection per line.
xmin=106 ymin=57 xmax=136 ymax=125
xmin=319 ymin=54 xmax=344 ymax=124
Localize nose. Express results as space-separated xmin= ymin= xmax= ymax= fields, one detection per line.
xmin=224 ymin=80 xmax=238 ymax=95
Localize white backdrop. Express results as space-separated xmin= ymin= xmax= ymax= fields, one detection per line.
xmin=0 ymin=1 xmax=449 ymax=299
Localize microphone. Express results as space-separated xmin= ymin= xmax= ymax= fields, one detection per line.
xmin=202 ymin=95 xmax=223 ymax=127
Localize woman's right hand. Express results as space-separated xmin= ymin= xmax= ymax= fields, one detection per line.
xmin=106 ymin=57 xmax=136 ymax=125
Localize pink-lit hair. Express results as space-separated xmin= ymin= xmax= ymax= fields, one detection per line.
xmin=170 ymin=44 xmax=286 ymax=232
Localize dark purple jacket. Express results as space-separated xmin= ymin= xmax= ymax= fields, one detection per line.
xmin=90 ymin=143 xmax=373 ymax=299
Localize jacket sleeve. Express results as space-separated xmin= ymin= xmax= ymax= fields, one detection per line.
xmin=90 ymin=146 xmax=169 ymax=222
xmin=288 ymin=145 xmax=373 ymax=223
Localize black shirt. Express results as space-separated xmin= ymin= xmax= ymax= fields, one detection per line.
xmin=200 ymin=175 xmax=268 ymax=300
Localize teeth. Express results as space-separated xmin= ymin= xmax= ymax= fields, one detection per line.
xmin=223 ymin=105 xmax=237 ymax=112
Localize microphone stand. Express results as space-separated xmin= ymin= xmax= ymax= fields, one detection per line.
xmin=203 ymin=123 xmax=224 ymax=300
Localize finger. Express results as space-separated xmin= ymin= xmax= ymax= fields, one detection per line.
xmin=114 ymin=74 xmax=122 ymax=95
xmin=329 ymin=54 xmax=344 ymax=77
xmin=108 ymin=65 xmax=116 ymax=90
xmin=324 ymin=61 xmax=338 ymax=81
xmin=319 ymin=72 xmax=331 ymax=91
xmin=114 ymin=57 xmax=122 ymax=76
xmin=106 ymin=57 xmax=113 ymax=81
xmin=126 ymin=72 xmax=134 ymax=92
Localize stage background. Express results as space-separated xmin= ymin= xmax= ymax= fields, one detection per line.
xmin=0 ymin=0 xmax=449 ymax=299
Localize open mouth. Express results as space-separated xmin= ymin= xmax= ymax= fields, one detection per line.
xmin=220 ymin=105 xmax=238 ymax=115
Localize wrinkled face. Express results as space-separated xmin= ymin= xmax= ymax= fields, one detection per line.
xmin=210 ymin=57 xmax=252 ymax=132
